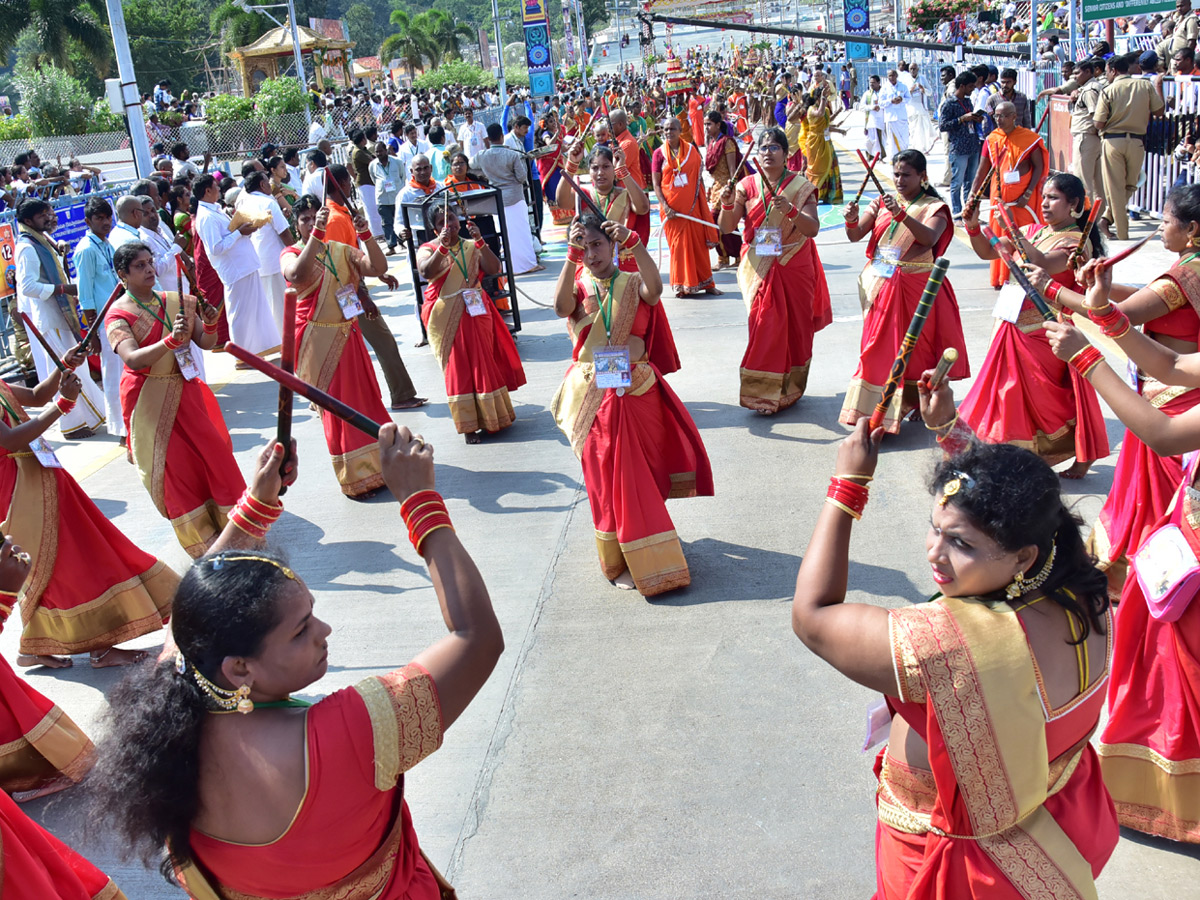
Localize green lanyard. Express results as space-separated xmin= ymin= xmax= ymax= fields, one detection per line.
xmin=318 ymin=245 xmax=341 ymax=286
xmin=599 ymin=189 xmax=618 ymax=219
xmin=448 ymin=241 xmax=472 ymax=286
xmin=129 ymin=291 xmax=172 ymax=331
xmin=590 ymin=275 xmax=616 ymax=338
xmin=0 ymin=389 xmax=22 ymax=425
xmin=1180 ymin=251 xmax=1200 ymax=268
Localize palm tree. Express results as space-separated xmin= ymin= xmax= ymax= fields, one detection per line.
xmin=0 ymin=0 xmax=110 ymax=75
xmin=421 ymin=9 xmax=475 ymax=65
xmin=209 ymin=1 xmax=272 ymax=55
xmin=380 ymin=9 xmax=435 ymax=77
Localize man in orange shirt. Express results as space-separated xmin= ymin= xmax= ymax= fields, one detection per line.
xmin=323 ymin=165 xmax=426 ymax=409
xmin=609 ymin=109 xmax=651 ymax=246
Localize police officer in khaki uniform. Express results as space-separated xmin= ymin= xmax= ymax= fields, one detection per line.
xmin=1094 ymin=53 xmax=1165 ymax=240
xmin=1038 ymin=58 xmax=1104 ymax=199
xmin=1170 ymin=0 xmax=1200 ymax=72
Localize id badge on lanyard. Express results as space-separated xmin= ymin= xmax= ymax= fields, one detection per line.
xmin=336 ymin=283 xmax=364 ymax=319
xmin=29 ymin=436 xmax=63 ymax=468
xmin=463 ymin=288 xmax=487 ymax=317
xmin=673 ymin=172 xmax=688 ymax=187
xmin=174 ymin=345 xmax=201 ymax=381
xmin=991 ymin=283 xmax=1026 ymax=324
xmin=871 ymin=247 xmax=901 ymax=279
xmin=756 ymin=226 xmax=782 ymax=257
xmin=592 ymin=345 xmax=632 ymax=394
xmin=1003 ymin=169 xmax=1021 ymax=185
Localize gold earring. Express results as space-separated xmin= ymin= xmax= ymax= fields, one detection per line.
xmin=235 ymin=684 xmax=254 ymax=715
xmin=1005 ymin=570 xmax=1026 ymax=601
xmin=1190 ymin=235 xmax=1200 ymax=247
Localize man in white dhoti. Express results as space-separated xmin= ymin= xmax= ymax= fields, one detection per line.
xmin=16 ymin=199 xmax=105 ymax=437
xmin=192 ymin=174 xmax=281 ymax=356
xmin=899 ymin=63 xmax=939 ymax=153
xmin=878 ymin=69 xmax=911 ymax=157
xmin=858 ymin=74 xmax=886 ymax=158
xmin=236 ymin=171 xmax=292 ymax=334
xmin=474 ymin=122 xmax=543 ymax=274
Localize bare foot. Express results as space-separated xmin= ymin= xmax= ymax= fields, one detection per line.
xmin=1060 ymin=461 xmax=1091 ymax=480
xmin=390 ymin=398 xmax=428 ymax=410
xmin=609 ymin=571 xmax=637 ymax=591
xmin=465 ymin=431 xmax=482 ymax=444
xmin=90 ymin=647 xmax=148 ymax=668
xmin=415 ymin=338 xmax=430 ymax=348
xmin=704 ymin=285 xmax=723 ymax=296
xmin=17 ymin=654 xmax=72 ymax=669
xmin=521 ymin=264 xmax=546 ymax=273
xmin=63 ymin=428 xmax=96 ymax=439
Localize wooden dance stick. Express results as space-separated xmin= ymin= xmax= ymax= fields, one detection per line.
xmin=856 ymin=149 xmax=887 ymax=197
xmin=852 ymin=151 xmax=882 ymax=205
xmin=981 ymin=225 xmax=1057 ymax=320
xmin=556 ymin=167 xmax=607 ymax=219
xmin=19 ymin=312 xmax=68 ymax=373
xmin=994 ymin=200 xmax=1030 ymax=262
xmin=672 ymin=211 xmax=722 ymax=231
xmin=927 ymin=348 xmax=958 ymax=390
xmin=74 ymin=282 xmax=125 ymax=355
xmin=1069 ymin=199 xmax=1104 ymax=268
xmin=276 ymin=288 xmax=297 ymax=497
xmin=224 ymin=343 xmax=383 ymax=440
xmin=1034 ymin=101 xmax=1052 ymax=135
xmin=1098 ymin=233 xmax=1156 ymax=270
xmin=725 ymin=132 xmax=758 ymax=186
xmin=868 ymin=257 xmax=950 ymax=430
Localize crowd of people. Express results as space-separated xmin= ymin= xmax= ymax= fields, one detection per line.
xmin=0 ymin=29 xmax=1197 ymax=900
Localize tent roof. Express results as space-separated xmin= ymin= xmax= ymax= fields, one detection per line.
xmin=230 ymin=23 xmax=353 ymax=59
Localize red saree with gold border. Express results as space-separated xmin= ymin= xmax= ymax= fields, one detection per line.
xmin=550 ymin=270 xmax=713 ymax=596
xmin=734 ymin=173 xmax=832 ymax=414
xmin=959 ymin=224 xmax=1109 ymax=467
xmin=840 ymin=195 xmax=971 ymax=432
xmin=282 ymin=242 xmax=386 ymax=497
xmin=0 ymin=381 xmax=176 ymax=656
xmin=878 ymin=596 xmax=1119 ymax=899
xmin=1088 ymin=258 xmax=1200 ymax=600
xmin=178 ymin=664 xmax=445 ymax=900
xmin=106 ymin=292 xmax=245 ymax=558
xmin=418 ymin=239 xmax=526 ymax=435
xmin=1099 ymin=454 xmax=1200 ymax=843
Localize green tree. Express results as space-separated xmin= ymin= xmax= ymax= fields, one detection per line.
xmin=422 ymin=9 xmax=476 ymax=63
xmin=380 ymin=9 xmax=435 ymax=75
xmin=343 ymin=2 xmax=383 ymax=58
xmin=0 ymin=0 xmax=110 ymax=75
xmin=121 ymin=0 xmax=207 ymax=94
xmin=13 ymin=64 xmax=93 ymax=136
xmin=209 ymin=0 xmax=271 ymax=54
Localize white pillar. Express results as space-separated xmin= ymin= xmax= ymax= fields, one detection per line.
xmin=105 ymin=0 xmax=152 ymax=178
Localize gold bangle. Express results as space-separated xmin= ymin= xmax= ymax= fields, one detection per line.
xmin=825 ymin=497 xmax=862 ymax=520
xmin=924 ymin=412 xmax=958 ymax=434
xmin=834 ymin=473 xmax=874 ymax=483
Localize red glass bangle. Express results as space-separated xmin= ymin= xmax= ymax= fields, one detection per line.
xmin=55 ymin=396 xmax=75 ymax=415
xmin=229 ymin=507 xmax=269 ymax=539
xmin=614 ymin=166 xmax=630 ymax=180
xmin=826 ymin=476 xmax=870 ymax=520
xmin=312 ymin=228 xmax=327 ymax=242
xmin=721 ymin=202 xmax=736 ymax=211
xmin=893 ymin=208 xmax=908 ymax=223
xmin=203 ymin=322 xmax=219 ymax=334
xmin=1087 ymin=303 xmax=1130 ymax=338
xmin=400 ymin=490 xmax=454 ymax=554
xmin=357 ymin=230 xmax=373 ymax=242
xmin=474 ymin=238 xmax=487 ymax=250
xmin=401 ymin=489 xmax=442 ymax=520
xmin=621 ymin=232 xmax=640 ymax=250
xmin=163 ymin=334 xmax=183 ymax=351
xmin=964 ymin=224 xmax=982 ymax=236
xmin=566 ymin=245 xmax=584 ymax=263
xmin=785 ymin=205 xmax=799 ymax=220
xmin=1067 ymin=344 xmax=1104 ymax=379
xmin=1045 ymin=282 xmax=1062 ymax=302
xmin=436 ymin=243 xmax=450 ymax=256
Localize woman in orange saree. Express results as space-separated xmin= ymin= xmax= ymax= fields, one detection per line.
xmin=0 ymin=357 xmax=176 ymax=671
xmin=1045 ymin=253 xmax=1200 ymax=844
xmin=106 ymin=242 xmax=245 ymax=558
xmin=557 ymin=143 xmax=650 ymax=274
xmin=280 ymin=196 xmax=387 ymax=496
xmin=840 ymin=150 xmax=970 ymax=432
xmin=651 ymin=117 xmax=720 ymax=297
xmin=416 ymin=203 xmax=526 ymax=443
xmin=1031 ymin=184 xmax=1200 ymax=600
xmin=958 ymin=174 xmax=1109 ymax=478
xmin=794 ymin=401 xmax=1118 ymax=898
xmin=550 ymin=214 xmax=713 ymax=596
xmin=718 ymin=126 xmax=832 ymax=414
xmin=89 ymin=429 xmax=504 ymax=900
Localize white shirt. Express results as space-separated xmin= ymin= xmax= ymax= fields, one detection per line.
xmin=138 ymin=223 xmax=183 ymax=293
xmin=394 ymin=139 xmax=431 ymax=180
xmin=286 ymin=164 xmax=304 ymax=194
xmin=878 ymin=81 xmax=910 ymax=122
xmin=308 ymin=119 xmax=329 ymax=146
xmin=457 ymin=120 xmax=487 ymax=159
xmin=173 ymin=158 xmax=201 ymax=180
xmin=859 ymin=89 xmax=885 ymax=130
xmin=15 ymin=240 xmax=56 ymax=307
xmin=194 ymin=200 xmax=259 ymax=285
xmin=236 ymin=191 xmax=290 ymax=276
xmin=301 ymin=168 xmax=326 ymax=201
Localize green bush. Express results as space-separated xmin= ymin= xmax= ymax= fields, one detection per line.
xmin=13 ymin=67 xmax=93 ymax=137
xmin=87 ymin=101 xmax=125 ymax=135
xmin=0 ymin=114 xmax=32 ymax=141
xmin=413 ymin=59 xmax=495 ymax=92
xmin=563 ymin=64 xmax=594 ymax=81
xmin=204 ymin=94 xmax=256 ymax=125
xmin=254 ymin=77 xmax=311 ymax=117
xmin=505 ymin=68 xmax=530 ymax=89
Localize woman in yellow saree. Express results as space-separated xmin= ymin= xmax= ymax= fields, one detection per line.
xmin=416 ymin=203 xmax=526 ymax=444
xmin=800 ymin=88 xmax=845 ymax=204
xmin=106 ymin=241 xmax=245 ymax=558
xmin=791 ymin=399 xmax=1118 ymax=898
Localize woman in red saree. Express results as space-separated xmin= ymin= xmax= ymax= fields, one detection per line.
xmin=1046 ymin=252 xmax=1200 ymax=844
xmin=704 ymin=111 xmax=745 ymax=270
xmin=652 ymin=117 xmax=720 ymax=297
xmin=557 ymin=142 xmax=650 ymax=273
xmin=416 ymin=203 xmax=526 ymax=444
xmin=718 ymin=126 xmax=832 ymax=414
xmin=958 ymin=174 xmax=1109 ymax=478
xmin=550 ymin=214 xmax=713 ymax=596
xmin=794 ymin=402 xmax=1117 ymax=898
xmin=0 ymin=357 xmax=176 ymax=671
xmin=89 ymin=429 xmax=504 ymax=900
xmin=840 ymin=150 xmax=970 ymax=432
xmin=280 ymin=196 xmax=388 ymax=496
xmin=1032 ymin=184 xmax=1200 ymax=600
xmin=536 ymin=111 xmax=573 ymax=226
xmin=106 ymin=242 xmax=245 ymax=558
